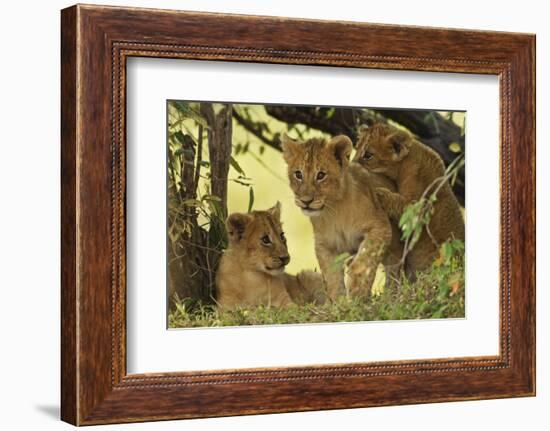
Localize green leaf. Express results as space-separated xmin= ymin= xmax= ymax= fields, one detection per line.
xmin=247 ymin=187 xmax=255 ymax=213
xmin=329 ymin=252 xmax=351 ymax=273
xmin=231 ymin=178 xmax=253 ymax=187
xmin=432 ymin=304 xmax=449 ymax=319
xmin=451 ymin=239 xmax=465 ymax=251
xmin=438 ymin=281 xmax=450 ymax=299
xmin=172 ymin=101 xmax=209 ymax=128
xmin=449 ymin=142 xmax=461 ymax=153
xmin=230 ymin=156 xmax=246 ymax=176
xmin=202 ymin=194 xmax=221 ymax=202
xmin=182 ymin=199 xmax=202 ymax=207
xmin=207 ymin=199 xmax=224 ymax=218
xmin=410 ymin=225 xmax=422 ymax=248
xmin=442 ymin=242 xmax=453 ymax=263
xmin=173 ymin=130 xmax=186 ymax=144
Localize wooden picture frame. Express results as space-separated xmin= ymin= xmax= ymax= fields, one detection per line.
xmin=61 ymin=4 xmax=535 ymax=425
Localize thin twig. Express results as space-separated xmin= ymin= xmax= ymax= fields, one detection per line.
xmin=233 ymin=108 xmax=281 ymax=150
xmin=193 ymin=124 xmax=203 ymax=199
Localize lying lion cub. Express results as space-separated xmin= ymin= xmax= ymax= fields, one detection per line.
xmin=354 ymin=123 xmax=465 ymax=273
xmin=281 ymin=134 xmax=402 ymax=300
xmin=216 ymin=202 xmax=326 ymax=309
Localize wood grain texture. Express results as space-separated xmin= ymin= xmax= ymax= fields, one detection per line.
xmin=60 ymin=4 xmax=536 ymax=425
xmin=60 ymin=5 xmax=78 ymax=425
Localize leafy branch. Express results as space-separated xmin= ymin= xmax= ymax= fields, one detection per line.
xmin=398 ymin=155 xmax=465 ymax=266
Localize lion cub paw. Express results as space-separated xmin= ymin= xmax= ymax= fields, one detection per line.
xmin=376 ymin=186 xmax=394 ymax=205
xmin=343 ymin=255 xmax=374 ymax=299
xmin=375 ymin=187 xmax=403 ymax=220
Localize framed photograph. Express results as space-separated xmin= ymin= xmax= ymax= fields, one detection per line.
xmin=61 ymin=4 xmax=535 ymax=425
xmin=163 ymin=100 xmax=467 ymax=329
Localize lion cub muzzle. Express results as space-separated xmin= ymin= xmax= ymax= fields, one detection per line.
xmin=295 ymin=196 xmax=325 ymax=216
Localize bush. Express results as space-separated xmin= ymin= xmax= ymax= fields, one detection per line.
xmin=168 ymin=239 xmax=465 ymax=328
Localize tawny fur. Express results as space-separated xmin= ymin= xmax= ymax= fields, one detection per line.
xmin=216 ymin=203 xmax=326 ymax=309
xmin=281 ymin=134 xmax=402 ymax=300
xmin=354 ymin=123 xmax=465 ymax=273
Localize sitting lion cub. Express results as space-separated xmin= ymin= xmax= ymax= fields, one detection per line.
xmin=354 ymin=123 xmax=465 ymax=273
xmin=216 ymin=202 xmax=326 ymax=309
xmin=281 ymin=134 xmax=401 ymax=300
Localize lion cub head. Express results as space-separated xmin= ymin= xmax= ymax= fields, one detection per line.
xmin=225 ymin=202 xmax=290 ymax=275
xmin=354 ymin=123 xmax=413 ymax=178
xmin=281 ymin=134 xmax=353 ymax=217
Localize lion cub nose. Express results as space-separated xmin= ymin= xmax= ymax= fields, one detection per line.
xmin=279 ymin=255 xmax=290 ymax=265
xmin=300 ymin=197 xmax=314 ymax=206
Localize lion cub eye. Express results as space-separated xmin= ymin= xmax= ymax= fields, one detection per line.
xmin=280 ymin=232 xmax=286 ymax=242
xmin=363 ymin=151 xmax=373 ymax=161
xmin=261 ymin=235 xmax=272 ymax=246
xmin=293 ymin=170 xmax=303 ymax=181
xmin=316 ymin=171 xmax=326 ymax=181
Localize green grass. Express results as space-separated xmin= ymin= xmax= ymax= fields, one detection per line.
xmin=168 ymin=240 xmax=465 ymax=328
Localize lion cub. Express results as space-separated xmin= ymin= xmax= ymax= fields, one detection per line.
xmin=216 ymin=202 xmax=325 ymax=309
xmin=281 ymin=134 xmax=401 ymax=300
xmin=353 ymin=123 xmax=465 ymax=272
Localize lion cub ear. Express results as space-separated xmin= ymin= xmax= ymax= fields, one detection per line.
xmin=226 ymin=212 xmax=253 ymax=242
xmin=327 ymin=135 xmax=353 ymax=167
xmin=387 ymin=131 xmax=412 ymax=161
xmin=267 ymin=201 xmax=281 ymax=220
xmin=281 ymin=133 xmax=300 ymax=161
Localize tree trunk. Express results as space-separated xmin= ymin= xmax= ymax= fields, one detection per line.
xmin=201 ymin=103 xmax=233 ymax=219
xmin=168 ymin=131 xmax=204 ymax=307
xmin=168 ymin=103 xmax=235 ymax=307
xmin=199 ymin=104 xmax=233 ymax=302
